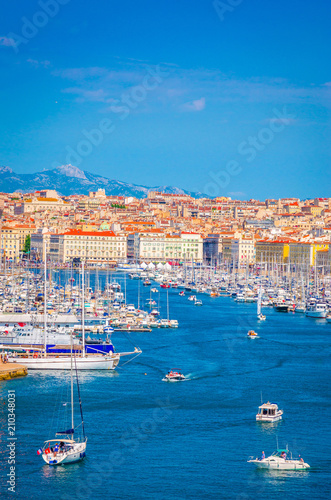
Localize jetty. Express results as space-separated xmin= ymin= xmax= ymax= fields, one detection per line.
xmin=0 ymin=361 xmax=28 ymax=381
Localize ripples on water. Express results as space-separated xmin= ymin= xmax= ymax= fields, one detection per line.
xmin=1 ymin=272 xmax=330 ymax=499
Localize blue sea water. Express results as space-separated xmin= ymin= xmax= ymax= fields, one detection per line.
xmin=1 ymin=272 xmax=331 ymax=500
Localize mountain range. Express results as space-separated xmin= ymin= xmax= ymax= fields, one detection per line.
xmin=0 ymin=165 xmax=207 ymax=198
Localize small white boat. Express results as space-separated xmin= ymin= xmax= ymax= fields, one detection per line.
xmin=179 ymin=291 xmax=185 ymax=297
xmin=257 ymin=313 xmax=266 ymax=320
xmin=194 ymin=299 xmax=203 ymax=306
xmin=162 ymin=370 xmax=186 ymax=382
xmin=256 ymin=402 xmax=283 ymax=422
xmin=248 ymin=449 xmax=310 ymax=470
xmin=247 ymin=330 xmax=259 ymax=338
xmin=188 ymin=295 xmax=196 ymax=302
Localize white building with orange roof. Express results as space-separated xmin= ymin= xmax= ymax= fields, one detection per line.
xmin=49 ymin=230 xmax=127 ymax=263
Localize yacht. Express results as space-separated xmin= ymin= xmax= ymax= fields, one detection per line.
xmin=256 ymin=402 xmax=283 ymax=422
xmin=248 ymin=449 xmax=310 ymax=470
xmin=305 ymin=301 xmax=327 ymax=318
xmin=274 ymin=301 xmax=289 ymax=312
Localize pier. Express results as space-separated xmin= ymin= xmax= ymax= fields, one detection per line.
xmin=0 ymin=360 xmax=28 ymax=381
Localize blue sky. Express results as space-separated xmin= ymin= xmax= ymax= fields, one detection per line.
xmin=0 ymin=0 xmax=330 ymax=199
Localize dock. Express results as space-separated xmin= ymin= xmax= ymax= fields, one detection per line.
xmin=0 ymin=361 xmax=28 ymax=381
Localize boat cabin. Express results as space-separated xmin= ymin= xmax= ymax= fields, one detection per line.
xmin=256 ymin=401 xmax=283 ymax=421
xmin=258 ymin=402 xmax=279 ymax=416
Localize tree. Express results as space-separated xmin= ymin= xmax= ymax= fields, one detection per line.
xmin=23 ymin=234 xmax=31 ymax=255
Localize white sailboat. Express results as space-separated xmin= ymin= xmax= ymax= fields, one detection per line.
xmin=257 ymin=287 xmax=266 ymax=320
xmin=39 ymin=336 xmax=87 ymax=465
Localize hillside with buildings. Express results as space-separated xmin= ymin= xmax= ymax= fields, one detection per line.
xmin=0 ymin=188 xmax=330 ymax=269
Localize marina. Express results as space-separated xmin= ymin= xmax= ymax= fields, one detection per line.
xmin=1 ymin=268 xmax=330 ymax=499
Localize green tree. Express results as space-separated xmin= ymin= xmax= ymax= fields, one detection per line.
xmin=23 ymin=234 xmax=31 ymax=254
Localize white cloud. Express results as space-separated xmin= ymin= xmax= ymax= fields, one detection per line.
xmin=182 ymin=97 xmax=206 ymax=112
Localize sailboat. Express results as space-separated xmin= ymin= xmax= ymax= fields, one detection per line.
xmin=39 ymin=335 xmax=87 ymax=465
xmin=257 ymin=287 xmax=266 ymax=320
xmin=7 ymin=257 xmax=138 ymax=370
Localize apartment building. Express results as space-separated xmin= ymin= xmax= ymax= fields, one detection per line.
xmin=49 ymin=230 xmax=127 ymax=263
xmin=231 ymin=237 xmax=256 ymax=264
xmin=15 ymin=197 xmax=66 ymax=214
xmin=0 ymin=224 xmax=36 ymax=261
xmin=138 ymin=231 xmax=203 ymax=263
xmin=255 ymin=240 xmax=290 ymax=264
xmin=289 ymin=242 xmax=329 ymax=267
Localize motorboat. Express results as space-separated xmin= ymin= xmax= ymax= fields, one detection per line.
xmin=162 ymin=370 xmax=186 ymax=382
xmin=257 ymin=313 xmax=266 ymax=320
xmin=247 ymin=330 xmax=259 ymax=338
xmin=194 ymin=299 xmax=203 ymax=306
xmin=188 ymin=295 xmax=196 ymax=302
xmin=248 ymin=449 xmax=310 ymax=470
xmin=179 ymin=291 xmax=185 ymax=297
xmin=305 ymin=301 xmax=327 ymax=318
xmin=274 ymin=301 xmax=289 ymax=312
xmin=256 ymin=402 xmax=283 ymax=422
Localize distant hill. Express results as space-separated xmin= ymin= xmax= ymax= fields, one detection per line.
xmin=0 ymin=165 xmax=206 ymax=198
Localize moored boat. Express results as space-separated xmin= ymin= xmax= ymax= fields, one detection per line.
xmin=256 ymin=402 xmax=283 ymax=422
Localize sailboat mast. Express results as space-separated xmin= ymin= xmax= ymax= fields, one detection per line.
xmin=82 ymin=260 xmax=85 ymax=358
xmin=43 ymin=240 xmax=47 ymax=358
xmin=71 ymin=333 xmax=74 ymax=430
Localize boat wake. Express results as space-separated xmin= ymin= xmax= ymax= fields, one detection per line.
xmin=184 ymin=366 xmax=223 ymax=381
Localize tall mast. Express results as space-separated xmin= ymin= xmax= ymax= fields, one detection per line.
xmin=167 ymin=288 xmax=169 ymax=321
xmin=82 ymin=260 xmax=85 ymax=358
xmin=43 ymin=240 xmax=47 ymax=357
xmin=70 ymin=332 xmax=74 ymax=430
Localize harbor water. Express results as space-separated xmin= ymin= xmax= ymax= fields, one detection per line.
xmin=0 ymin=272 xmax=330 ymax=499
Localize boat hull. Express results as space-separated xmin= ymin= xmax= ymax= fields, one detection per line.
xmin=8 ymin=354 xmax=120 ymax=370
xmin=248 ymin=459 xmax=309 ymax=470
xmin=256 ymin=415 xmax=282 ymax=422
xmin=305 ymin=311 xmax=327 ymax=318
xmin=43 ymin=442 xmax=87 ymax=465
